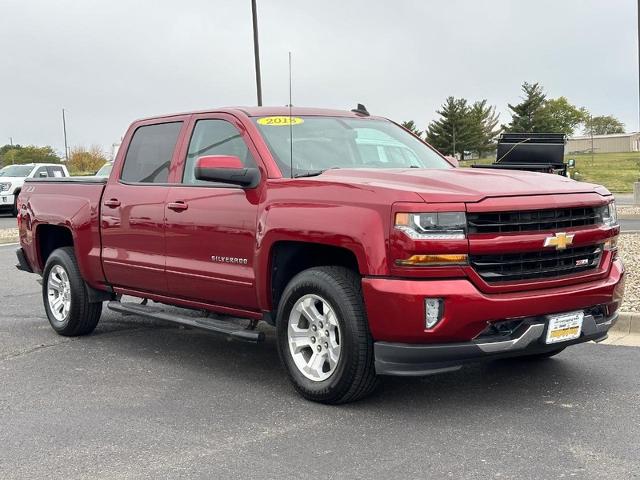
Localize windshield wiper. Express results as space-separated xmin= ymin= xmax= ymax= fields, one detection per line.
xmin=293 ymin=169 xmax=325 ymax=178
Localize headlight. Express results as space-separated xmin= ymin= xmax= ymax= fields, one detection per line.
xmin=395 ymin=212 xmax=466 ymax=239
xmin=598 ymin=201 xmax=617 ymax=227
xmin=0 ymin=182 xmax=11 ymax=192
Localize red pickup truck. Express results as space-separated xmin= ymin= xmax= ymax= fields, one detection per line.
xmin=15 ymin=107 xmax=624 ymax=404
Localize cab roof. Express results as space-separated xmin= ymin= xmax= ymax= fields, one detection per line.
xmin=135 ymin=106 xmax=385 ymax=123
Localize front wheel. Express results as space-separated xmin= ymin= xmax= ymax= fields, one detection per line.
xmin=42 ymin=247 xmax=102 ymax=336
xmin=276 ymin=266 xmax=378 ymax=404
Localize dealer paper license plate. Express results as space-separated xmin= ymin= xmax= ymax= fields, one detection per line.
xmin=545 ymin=311 xmax=584 ymax=344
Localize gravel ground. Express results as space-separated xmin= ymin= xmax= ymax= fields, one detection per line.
xmin=618 ymin=233 xmax=639 ymax=312
xmin=0 ymin=228 xmax=18 ymax=243
xmin=618 ymin=205 xmax=640 ymax=216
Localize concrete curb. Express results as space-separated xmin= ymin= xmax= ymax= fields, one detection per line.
xmin=610 ymin=312 xmax=640 ymax=335
xmin=0 ymin=236 xmax=18 ymax=245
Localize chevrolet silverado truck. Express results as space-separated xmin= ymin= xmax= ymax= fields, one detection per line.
xmin=0 ymin=163 xmax=69 ymax=216
xmin=15 ymin=107 xmax=624 ymax=404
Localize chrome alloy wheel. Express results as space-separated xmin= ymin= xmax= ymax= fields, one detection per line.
xmin=47 ymin=264 xmax=71 ymax=322
xmin=287 ymin=294 xmax=342 ymax=382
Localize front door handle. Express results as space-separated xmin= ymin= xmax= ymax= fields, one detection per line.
xmin=104 ymin=198 xmax=121 ymax=208
xmin=167 ymin=201 xmax=188 ymax=212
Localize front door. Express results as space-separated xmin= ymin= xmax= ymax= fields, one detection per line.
xmin=101 ymin=120 xmax=185 ymax=294
xmin=164 ymin=115 xmax=262 ymax=310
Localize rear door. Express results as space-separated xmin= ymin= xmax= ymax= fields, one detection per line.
xmin=164 ymin=114 xmax=263 ymax=310
xmin=101 ymin=119 xmax=188 ymax=294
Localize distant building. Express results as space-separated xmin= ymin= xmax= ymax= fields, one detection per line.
xmin=566 ymin=132 xmax=640 ymax=154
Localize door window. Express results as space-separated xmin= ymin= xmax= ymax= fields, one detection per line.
xmin=120 ymin=122 xmax=182 ymax=183
xmin=183 ymin=120 xmax=257 ymax=184
xmin=34 ymin=166 xmax=49 ymax=178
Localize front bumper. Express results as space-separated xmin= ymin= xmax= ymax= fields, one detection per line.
xmin=362 ymin=259 xmax=624 ymax=343
xmin=374 ymin=311 xmax=617 ymax=376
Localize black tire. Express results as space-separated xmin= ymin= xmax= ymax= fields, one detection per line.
xmin=276 ymin=266 xmax=378 ymax=404
xmin=11 ymin=193 xmax=18 ymax=217
xmin=42 ymin=247 xmax=102 ymax=336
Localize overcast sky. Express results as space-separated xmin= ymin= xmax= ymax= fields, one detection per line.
xmin=1 ymin=0 xmax=637 ymax=157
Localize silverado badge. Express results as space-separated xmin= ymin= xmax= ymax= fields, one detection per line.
xmin=543 ymin=232 xmax=574 ymax=250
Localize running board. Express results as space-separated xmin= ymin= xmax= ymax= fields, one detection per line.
xmin=107 ymin=301 xmax=264 ymax=343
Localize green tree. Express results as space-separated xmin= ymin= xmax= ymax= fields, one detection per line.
xmin=540 ymin=97 xmax=589 ymax=135
xmin=583 ymin=115 xmax=625 ymax=135
xmin=468 ymin=100 xmax=501 ymax=157
xmin=505 ymin=82 xmax=548 ymax=132
xmin=1 ymin=145 xmax=60 ymax=166
xmin=426 ymin=97 xmax=476 ymax=159
xmin=67 ymin=145 xmax=108 ymax=174
xmin=401 ymin=120 xmax=423 ymax=138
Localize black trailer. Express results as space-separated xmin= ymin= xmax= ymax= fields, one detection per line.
xmin=472 ymin=133 xmax=569 ymax=176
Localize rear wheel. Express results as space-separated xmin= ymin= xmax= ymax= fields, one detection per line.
xmin=42 ymin=247 xmax=102 ymax=336
xmin=276 ymin=266 xmax=378 ymax=404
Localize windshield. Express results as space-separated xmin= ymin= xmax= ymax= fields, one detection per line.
xmin=0 ymin=165 xmax=33 ymax=177
xmin=95 ymin=163 xmax=113 ymax=177
xmin=253 ymin=116 xmax=450 ymax=176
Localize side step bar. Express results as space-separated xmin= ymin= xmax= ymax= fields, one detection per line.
xmin=107 ymin=301 xmax=265 ymax=343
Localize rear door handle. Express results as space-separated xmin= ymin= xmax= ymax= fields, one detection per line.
xmin=104 ymin=198 xmax=121 ymax=208
xmin=167 ymin=201 xmax=188 ymax=212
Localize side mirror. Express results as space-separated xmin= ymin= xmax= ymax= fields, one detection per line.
xmin=445 ymin=155 xmax=459 ymax=168
xmin=38 ymin=171 xmax=48 ymax=178
xmin=194 ymin=155 xmax=260 ymax=188
xmin=567 ymin=158 xmax=576 ymax=168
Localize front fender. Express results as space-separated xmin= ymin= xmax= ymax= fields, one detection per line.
xmin=254 ymin=202 xmax=389 ymax=310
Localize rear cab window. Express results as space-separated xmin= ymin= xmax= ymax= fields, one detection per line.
xmin=120 ymin=122 xmax=183 ymax=183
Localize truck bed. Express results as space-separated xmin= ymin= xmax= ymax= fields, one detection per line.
xmin=18 ymin=177 xmax=107 ymax=289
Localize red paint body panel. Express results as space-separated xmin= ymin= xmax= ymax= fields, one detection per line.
xmin=17 ymin=107 xmax=624 ymax=344
xmin=363 ymin=259 xmax=624 ymax=343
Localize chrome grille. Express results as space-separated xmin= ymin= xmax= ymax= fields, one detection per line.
xmin=469 ymin=244 xmax=603 ymax=283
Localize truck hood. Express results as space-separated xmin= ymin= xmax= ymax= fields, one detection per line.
xmin=0 ymin=176 xmax=25 ymax=184
xmin=317 ymin=168 xmax=609 ymax=203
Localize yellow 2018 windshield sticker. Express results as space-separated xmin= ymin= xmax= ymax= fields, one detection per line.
xmin=257 ymin=116 xmax=304 ymax=126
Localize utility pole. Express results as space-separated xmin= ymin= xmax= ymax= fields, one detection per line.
xmin=590 ymin=114 xmax=595 ymax=166
xmin=638 ymin=0 xmax=640 ymax=130
xmin=251 ymin=0 xmax=263 ymax=106
xmin=62 ymin=108 xmax=69 ymax=162
xmin=452 ymin=125 xmax=456 ymax=159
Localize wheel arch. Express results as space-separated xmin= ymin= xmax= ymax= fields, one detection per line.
xmin=262 ymin=240 xmax=362 ymax=320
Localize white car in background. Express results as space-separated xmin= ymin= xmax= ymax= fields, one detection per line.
xmin=0 ymin=163 xmax=69 ymax=216
xmin=94 ymin=162 xmax=113 ymax=177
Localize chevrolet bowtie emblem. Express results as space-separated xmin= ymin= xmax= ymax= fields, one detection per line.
xmin=543 ymin=232 xmax=574 ymax=250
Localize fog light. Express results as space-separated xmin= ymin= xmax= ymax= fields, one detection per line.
xmin=425 ymin=298 xmax=444 ymax=329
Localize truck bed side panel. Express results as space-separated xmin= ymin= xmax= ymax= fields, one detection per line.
xmin=19 ymin=180 xmax=107 ymax=289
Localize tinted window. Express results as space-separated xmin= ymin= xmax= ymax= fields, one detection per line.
xmin=183 ymin=119 xmax=257 ymax=184
xmin=121 ymin=122 xmax=182 ymax=183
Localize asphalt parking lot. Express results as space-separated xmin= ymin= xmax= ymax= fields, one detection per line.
xmin=0 ymin=213 xmax=16 ymax=229
xmin=0 ymin=244 xmax=639 ymax=479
